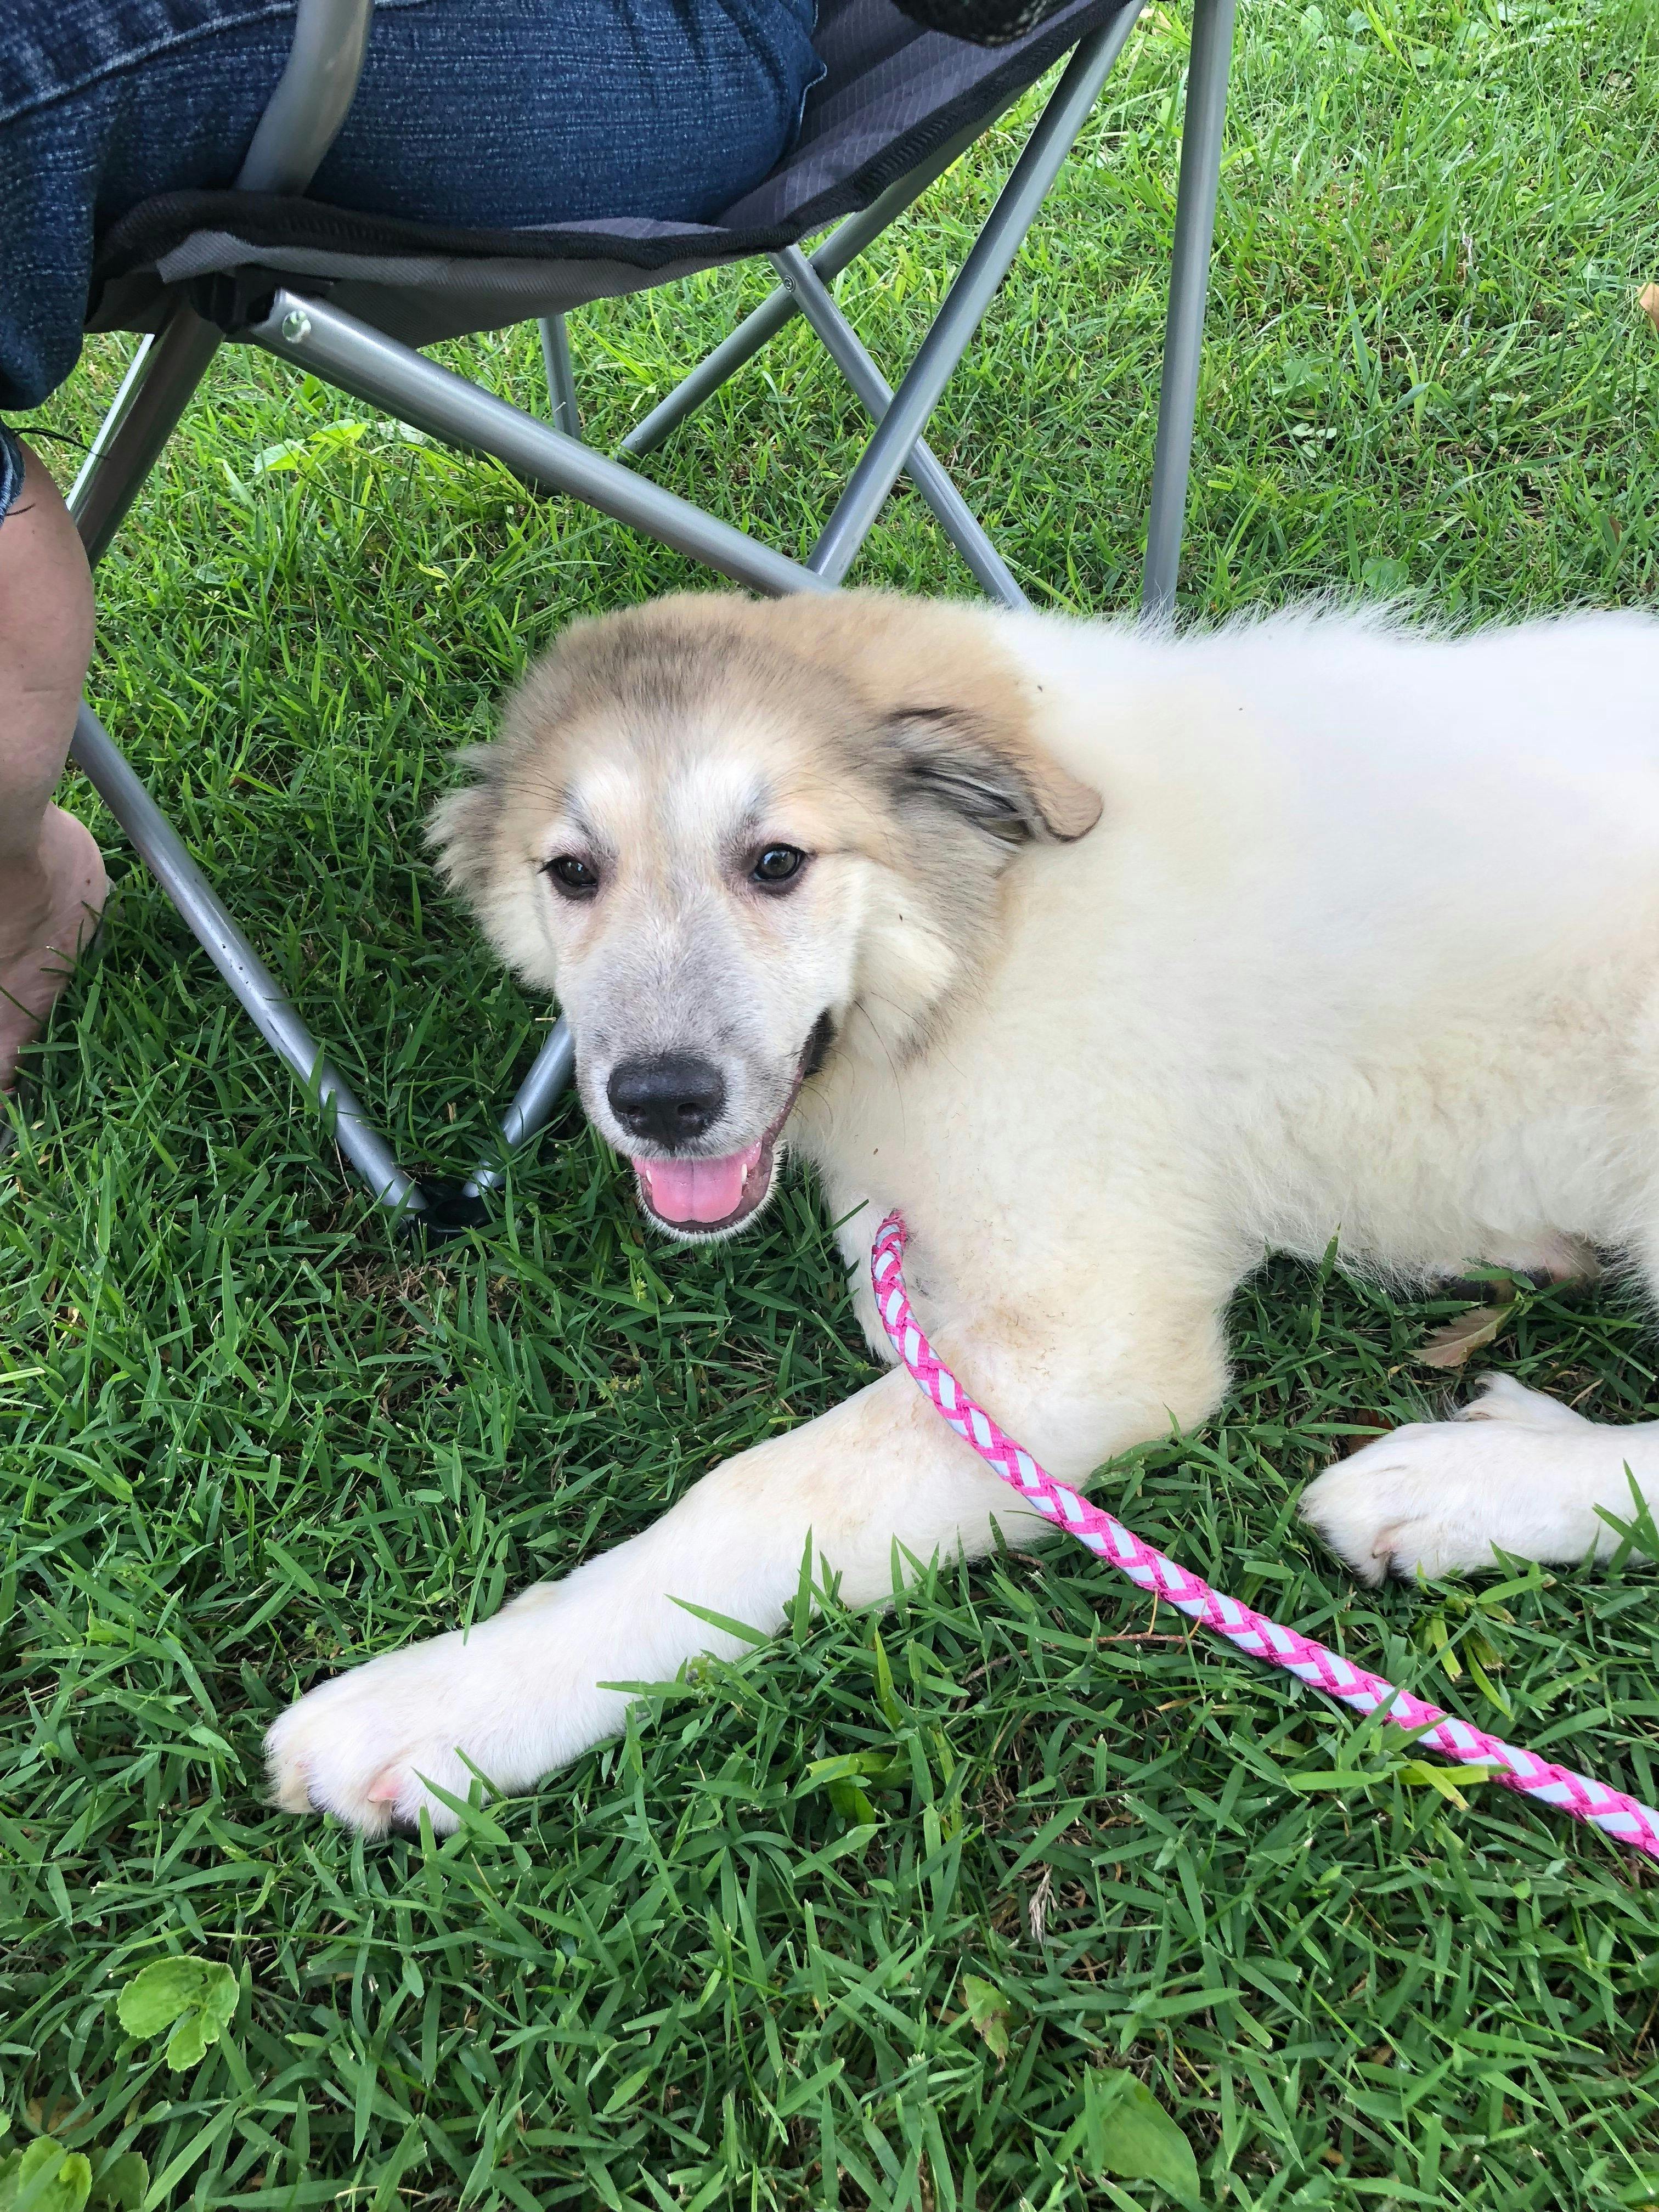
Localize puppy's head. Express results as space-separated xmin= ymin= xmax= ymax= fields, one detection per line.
xmin=430 ymin=591 xmax=1099 ymax=1239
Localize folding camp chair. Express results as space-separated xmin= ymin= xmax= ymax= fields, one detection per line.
xmin=62 ymin=0 xmax=1234 ymax=1232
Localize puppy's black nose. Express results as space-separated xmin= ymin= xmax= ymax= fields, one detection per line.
xmin=607 ymin=1054 xmax=727 ymax=1149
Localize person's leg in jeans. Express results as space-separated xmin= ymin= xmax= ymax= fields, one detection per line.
xmin=0 ymin=428 xmax=101 ymax=1090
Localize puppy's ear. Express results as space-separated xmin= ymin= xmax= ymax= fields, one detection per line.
xmin=426 ymin=748 xmax=505 ymax=906
xmin=887 ymin=706 xmax=1102 ymax=845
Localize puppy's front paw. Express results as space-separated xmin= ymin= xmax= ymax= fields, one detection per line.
xmin=266 ymin=1593 xmax=632 ymax=1835
xmin=266 ymin=1625 xmax=529 ymax=1837
xmin=1300 ymin=1382 xmax=1654 ymax=1583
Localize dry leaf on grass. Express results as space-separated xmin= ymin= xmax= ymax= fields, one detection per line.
xmin=1026 ymin=1866 xmax=1053 ymax=1946
xmin=1417 ymin=1298 xmax=1517 ymax=1369
xmin=960 ymin=1974 xmax=1015 ymax=2065
xmin=1641 ymin=283 xmax=1659 ymax=334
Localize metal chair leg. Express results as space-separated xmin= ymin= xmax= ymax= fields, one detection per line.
xmin=1141 ymin=0 xmax=1235 ymax=623
xmin=64 ymin=298 xmax=430 ymax=1219
xmin=768 ymin=249 xmax=1029 ymax=609
xmin=539 ymin=314 xmax=581 ymax=438
xmin=69 ymin=705 xmax=424 ymax=1216
xmin=464 ymin=1019 xmax=577 ymax=1197
xmin=809 ymin=3 xmax=1147 ymax=584
xmin=69 ymin=302 xmax=225 ymax=566
xmin=67 ymin=337 xmax=155 ymax=515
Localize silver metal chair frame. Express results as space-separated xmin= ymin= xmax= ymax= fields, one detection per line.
xmin=64 ymin=0 xmax=1234 ymax=1232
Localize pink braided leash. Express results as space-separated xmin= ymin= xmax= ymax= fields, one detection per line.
xmin=871 ymin=1214 xmax=1659 ymax=1864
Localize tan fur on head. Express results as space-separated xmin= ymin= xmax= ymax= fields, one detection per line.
xmin=429 ymin=588 xmax=1101 ymax=974
xmin=742 ymin=590 xmax=1102 ymax=845
xmin=427 ymin=589 xmax=1103 ymax=1216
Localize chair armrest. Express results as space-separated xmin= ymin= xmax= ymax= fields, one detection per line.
xmin=236 ymin=0 xmax=376 ymax=194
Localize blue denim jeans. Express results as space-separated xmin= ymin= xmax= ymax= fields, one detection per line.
xmin=0 ymin=0 xmax=823 ymax=422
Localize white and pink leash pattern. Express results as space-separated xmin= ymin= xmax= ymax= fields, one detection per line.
xmin=871 ymin=1214 xmax=1659 ymax=1864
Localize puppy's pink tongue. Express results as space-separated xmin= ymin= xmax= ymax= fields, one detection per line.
xmin=635 ymin=1142 xmax=762 ymax=1225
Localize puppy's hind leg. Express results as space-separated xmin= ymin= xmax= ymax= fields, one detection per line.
xmin=1300 ymin=1137 xmax=1659 ymax=1583
xmin=1301 ymin=1371 xmax=1657 ymax=1585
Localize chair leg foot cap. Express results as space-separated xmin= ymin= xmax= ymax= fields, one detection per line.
xmin=403 ymin=1182 xmax=493 ymax=1242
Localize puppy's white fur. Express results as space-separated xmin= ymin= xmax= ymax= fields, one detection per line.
xmin=268 ymin=596 xmax=1659 ymax=1835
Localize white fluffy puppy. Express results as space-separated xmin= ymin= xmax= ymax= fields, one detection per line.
xmin=267 ymin=591 xmax=1659 ymax=1833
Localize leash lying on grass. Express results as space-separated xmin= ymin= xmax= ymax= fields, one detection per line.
xmin=871 ymin=1213 xmax=1659 ymax=1864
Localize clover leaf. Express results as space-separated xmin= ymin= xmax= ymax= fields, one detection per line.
xmin=116 ymin=1957 xmax=239 ymax=2071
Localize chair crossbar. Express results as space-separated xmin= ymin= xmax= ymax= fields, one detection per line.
xmin=619 ymin=113 xmax=992 ymax=461
xmin=766 ymin=247 xmax=1028 ymax=607
xmin=249 ymin=290 xmax=828 ymax=600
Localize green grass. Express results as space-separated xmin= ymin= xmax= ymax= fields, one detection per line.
xmin=6 ymin=0 xmax=1659 ymax=2203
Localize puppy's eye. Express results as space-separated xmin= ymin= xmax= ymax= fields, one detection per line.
xmin=749 ymin=845 xmax=806 ymax=889
xmin=545 ymin=854 xmax=599 ymax=896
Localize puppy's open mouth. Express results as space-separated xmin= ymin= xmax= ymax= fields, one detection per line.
xmin=628 ymin=1016 xmax=831 ymax=1235
xmin=631 ymin=1119 xmax=786 ymax=1234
